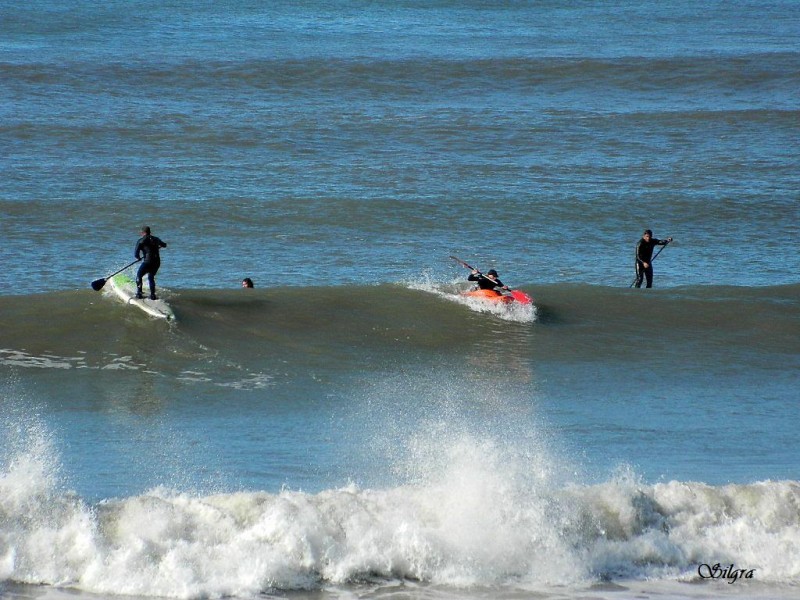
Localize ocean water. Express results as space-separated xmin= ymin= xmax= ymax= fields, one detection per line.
xmin=1 ymin=1 xmax=799 ymax=599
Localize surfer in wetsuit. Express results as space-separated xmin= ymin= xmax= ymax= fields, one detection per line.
xmin=634 ymin=229 xmax=672 ymax=288
xmin=134 ymin=226 xmax=167 ymax=299
xmin=468 ymin=269 xmax=509 ymax=292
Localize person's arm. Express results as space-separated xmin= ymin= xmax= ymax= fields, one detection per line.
xmin=467 ymin=272 xmax=480 ymax=282
xmin=635 ymin=240 xmax=644 ymax=264
xmin=134 ymin=239 xmax=142 ymax=260
xmin=656 ymin=237 xmax=672 ymax=246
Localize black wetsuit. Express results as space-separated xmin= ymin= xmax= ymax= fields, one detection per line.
xmin=468 ymin=273 xmax=505 ymax=290
xmin=634 ymin=237 xmax=668 ymax=288
xmin=135 ymin=234 xmax=167 ymax=298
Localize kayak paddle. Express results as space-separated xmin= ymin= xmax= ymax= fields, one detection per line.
xmin=91 ymin=258 xmax=141 ymax=291
xmin=449 ymin=255 xmax=533 ymax=304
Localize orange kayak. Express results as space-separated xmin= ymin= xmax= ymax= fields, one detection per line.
xmin=462 ymin=288 xmax=533 ymax=304
xmin=462 ymin=289 xmax=515 ymax=304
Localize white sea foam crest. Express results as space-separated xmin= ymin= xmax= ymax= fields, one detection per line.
xmin=0 ymin=443 xmax=582 ymax=597
xmin=0 ymin=409 xmax=96 ymax=587
xmin=407 ymin=278 xmax=538 ymax=323
xmin=2 ymin=421 xmax=800 ymax=597
xmin=564 ymin=469 xmax=800 ymax=582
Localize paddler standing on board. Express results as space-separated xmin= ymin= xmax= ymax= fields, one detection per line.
xmin=135 ymin=225 xmax=167 ymax=300
xmin=634 ymin=229 xmax=672 ymax=288
xmin=468 ymin=268 xmax=510 ymax=292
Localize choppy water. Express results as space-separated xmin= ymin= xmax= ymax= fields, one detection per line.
xmin=1 ymin=1 xmax=799 ymax=599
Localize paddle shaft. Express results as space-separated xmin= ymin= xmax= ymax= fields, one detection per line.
xmin=651 ymin=242 xmax=669 ymax=262
xmin=449 ymin=255 xmax=476 ymax=272
xmin=91 ymin=258 xmax=141 ymax=291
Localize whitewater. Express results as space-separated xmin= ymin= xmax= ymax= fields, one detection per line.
xmin=3 ymin=405 xmax=800 ymax=600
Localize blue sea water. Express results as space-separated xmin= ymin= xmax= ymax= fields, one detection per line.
xmin=1 ymin=1 xmax=799 ymax=599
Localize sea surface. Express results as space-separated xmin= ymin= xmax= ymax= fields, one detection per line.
xmin=1 ymin=1 xmax=799 ymax=599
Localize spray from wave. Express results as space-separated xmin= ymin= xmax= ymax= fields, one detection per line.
xmin=405 ymin=277 xmax=538 ymax=323
xmin=3 ymin=383 xmax=799 ymax=599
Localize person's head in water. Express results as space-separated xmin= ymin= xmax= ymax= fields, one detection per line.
xmin=242 ymin=277 xmax=254 ymax=288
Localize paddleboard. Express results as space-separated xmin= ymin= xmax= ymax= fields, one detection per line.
xmin=107 ymin=274 xmax=175 ymax=321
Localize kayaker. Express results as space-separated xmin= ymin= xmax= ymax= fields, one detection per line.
xmin=134 ymin=225 xmax=167 ymax=300
xmin=468 ymin=269 xmax=509 ymax=292
xmin=634 ymin=229 xmax=672 ymax=288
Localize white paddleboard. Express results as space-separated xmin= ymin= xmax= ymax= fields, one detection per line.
xmin=107 ymin=274 xmax=175 ymax=321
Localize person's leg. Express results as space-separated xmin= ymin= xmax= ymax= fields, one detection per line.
xmin=645 ymin=265 xmax=654 ymax=288
xmin=634 ymin=263 xmax=644 ymax=288
xmin=135 ymin=263 xmax=147 ymax=298
xmin=147 ymin=263 xmax=160 ymax=299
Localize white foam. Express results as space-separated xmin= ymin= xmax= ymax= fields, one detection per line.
xmin=0 ymin=349 xmax=86 ymax=370
xmin=406 ymin=280 xmax=538 ymax=323
xmin=2 ymin=401 xmax=799 ymax=598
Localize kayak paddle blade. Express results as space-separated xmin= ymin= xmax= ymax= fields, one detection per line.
xmin=90 ymin=278 xmax=106 ymax=291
